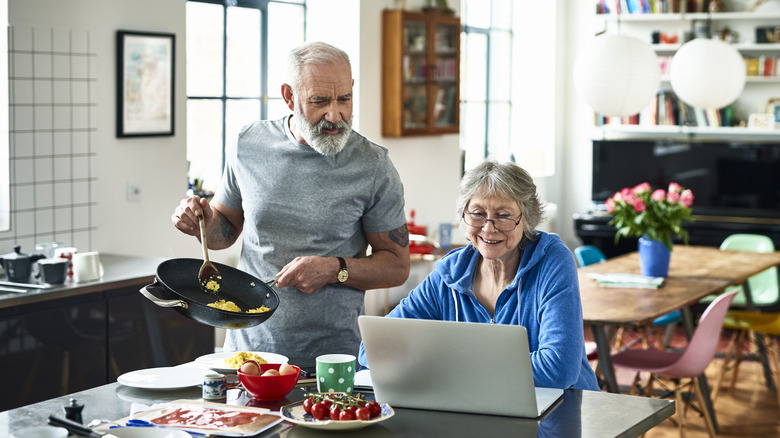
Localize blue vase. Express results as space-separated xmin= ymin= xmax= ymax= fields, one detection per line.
xmin=638 ymin=236 xmax=671 ymax=277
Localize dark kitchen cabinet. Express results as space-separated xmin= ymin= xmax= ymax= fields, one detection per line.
xmin=0 ymin=282 xmax=214 ymax=411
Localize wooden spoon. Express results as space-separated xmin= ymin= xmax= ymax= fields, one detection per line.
xmin=198 ymin=215 xmax=222 ymax=294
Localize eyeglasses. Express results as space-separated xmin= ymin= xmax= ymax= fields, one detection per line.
xmin=462 ymin=212 xmax=522 ymax=231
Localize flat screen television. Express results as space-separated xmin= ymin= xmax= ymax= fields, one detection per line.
xmin=592 ymin=140 xmax=780 ymax=219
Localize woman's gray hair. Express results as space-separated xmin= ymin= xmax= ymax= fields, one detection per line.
xmin=455 ymin=160 xmax=546 ymax=244
xmin=286 ymin=42 xmax=351 ymax=94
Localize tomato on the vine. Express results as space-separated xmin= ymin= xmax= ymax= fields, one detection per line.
xmin=329 ymin=406 xmax=341 ymax=421
xmin=366 ymin=401 xmax=382 ymax=418
xmin=339 ymin=410 xmax=356 ymax=421
xmin=310 ymin=402 xmax=328 ymax=420
xmin=302 ymin=397 xmax=315 ymax=414
xmin=355 ymin=407 xmax=371 ymax=421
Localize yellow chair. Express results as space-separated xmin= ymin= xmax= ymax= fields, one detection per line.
xmin=708 ymin=234 xmax=780 ymax=404
xmin=712 ymin=310 xmax=780 ymax=408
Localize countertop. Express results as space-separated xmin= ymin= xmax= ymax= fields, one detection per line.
xmin=1 ymin=379 xmax=675 ymax=438
xmin=0 ymin=253 xmax=167 ymax=310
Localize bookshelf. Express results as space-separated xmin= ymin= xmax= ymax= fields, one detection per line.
xmin=592 ymin=5 xmax=780 ymax=139
xmin=382 ymin=9 xmax=460 ymax=137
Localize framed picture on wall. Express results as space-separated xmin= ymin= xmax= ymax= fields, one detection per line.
xmin=116 ymin=30 xmax=175 ymax=137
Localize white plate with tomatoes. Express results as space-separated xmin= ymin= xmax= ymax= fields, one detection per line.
xmin=280 ymin=393 xmax=394 ymax=431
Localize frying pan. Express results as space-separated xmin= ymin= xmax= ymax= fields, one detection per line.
xmin=139 ymin=258 xmax=279 ymax=329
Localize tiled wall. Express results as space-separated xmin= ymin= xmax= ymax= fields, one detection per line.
xmin=1 ymin=26 xmax=97 ymax=257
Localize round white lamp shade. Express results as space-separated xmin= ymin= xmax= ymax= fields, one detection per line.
xmin=574 ymin=34 xmax=661 ymax=117
xmin=669 ymin=38 xmax=746 ymax=110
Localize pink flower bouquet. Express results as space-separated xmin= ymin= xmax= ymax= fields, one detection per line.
xmin=606 ymin=182 xmax=695 ymax=251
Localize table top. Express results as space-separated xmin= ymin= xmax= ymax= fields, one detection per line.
xmin=578 ymin=245 xmax=780 ymax=326
xmin=2 ymin=379 xmax=674 ymax=438
xmin=586 ymin=245 xmax=780 ymax=284
xmin=579 ymin=272 xmax=729 ymax=326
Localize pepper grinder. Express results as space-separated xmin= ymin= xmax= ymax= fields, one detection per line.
xmin=63 ymin=397 xmax=84 ymax=424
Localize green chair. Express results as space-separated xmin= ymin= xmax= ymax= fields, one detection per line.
xmin=700 ymin=234 xmax=779 ymax=311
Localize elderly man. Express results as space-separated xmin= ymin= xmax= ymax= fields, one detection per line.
xmin=172 ymin=42 xmax=410 ymax=359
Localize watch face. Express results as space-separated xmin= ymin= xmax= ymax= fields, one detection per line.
xmin=337 ymin=270 xmax=349 ymax=283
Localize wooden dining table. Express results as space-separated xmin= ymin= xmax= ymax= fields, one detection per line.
xmin=579 ymin=245 xmax=780 ymax=434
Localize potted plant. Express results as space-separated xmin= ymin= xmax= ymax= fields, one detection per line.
xmin=606 ymin=182 xmax=694 ymax=276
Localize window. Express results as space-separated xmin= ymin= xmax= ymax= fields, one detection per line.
xmin=186 ymin=0 xmax=305 ymax=193
xmin=460 ymin=0 xmax=513 ymax=171
xmin=459 ymin=0 xmax=556 ymax=176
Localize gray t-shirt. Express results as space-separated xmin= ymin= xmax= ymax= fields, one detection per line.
xmin=214 ymin=116 xmax=406 ymax=359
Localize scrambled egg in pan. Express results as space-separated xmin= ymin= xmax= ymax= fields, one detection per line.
xmin=207 ymin=299 xmax=271 ymax=314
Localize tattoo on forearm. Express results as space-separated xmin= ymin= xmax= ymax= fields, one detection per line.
xmin=210 ymin=210 xmax=238 ymax=243
xmin=389 ymin=224 xmax=409 ymax=248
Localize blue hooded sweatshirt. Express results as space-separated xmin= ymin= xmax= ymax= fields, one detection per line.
xmin=359 ymin=231 xmax=600 ymax=391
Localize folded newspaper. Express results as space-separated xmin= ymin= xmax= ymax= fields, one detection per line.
xmin=587 ymin=273 xmax=664 ymax=289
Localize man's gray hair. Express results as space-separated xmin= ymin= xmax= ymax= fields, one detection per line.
xmin=287 ymin=41 xmax=352 ymax=93
xmin=455 ymin=160 xmax=546 ymax=244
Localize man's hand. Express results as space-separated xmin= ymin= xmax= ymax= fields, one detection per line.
xmin=171 ymin=196 xmax=213 ymax=239
xmin=275 ymin=256 xmax=338 ymax=294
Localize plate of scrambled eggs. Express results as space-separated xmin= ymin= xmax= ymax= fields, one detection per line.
xmin=194 ymin=351 xmax=289 ymax=374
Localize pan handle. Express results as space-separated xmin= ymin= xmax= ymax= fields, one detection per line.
xmin=139 ymin=282 xmax=188 ymax=309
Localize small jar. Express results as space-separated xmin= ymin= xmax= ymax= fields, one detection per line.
xmin=202 ymin=373 xmax=227 ymax=400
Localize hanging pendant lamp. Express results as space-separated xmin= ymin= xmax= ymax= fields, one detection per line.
xmin=574 ymin=33 xmax=661 ymax=118
xmin=669 ymin=38 xmax=745 ymax=110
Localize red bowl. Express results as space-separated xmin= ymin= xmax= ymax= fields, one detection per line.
xmin=238 ymin=363 xmax=300 ymax=401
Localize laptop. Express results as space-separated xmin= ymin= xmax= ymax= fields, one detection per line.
xmin=357 ymin=315 xmax=564 ymax=418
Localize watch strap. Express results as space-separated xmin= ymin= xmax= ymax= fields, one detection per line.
xmin=337 ymin=257 xmax=348 ymax=283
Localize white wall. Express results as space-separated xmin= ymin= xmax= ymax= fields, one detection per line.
xmin=358 ymin=0 xmax=464 ymax=244
xmin=9 ymin=0 xmax=201 ymax=261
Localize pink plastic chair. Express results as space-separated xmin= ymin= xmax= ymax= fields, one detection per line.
xmin=610 ymin=290 xmax=738 ymax=437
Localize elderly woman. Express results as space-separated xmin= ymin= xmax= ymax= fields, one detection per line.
xmin=359 ymin=160 xmax=599 ymax=391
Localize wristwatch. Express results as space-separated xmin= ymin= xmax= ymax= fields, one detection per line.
xmin=336 ymin=257 xmax=349 ymax=283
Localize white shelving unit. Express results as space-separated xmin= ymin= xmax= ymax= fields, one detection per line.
xmin=593 ymin=8 xmax=780 ymax=140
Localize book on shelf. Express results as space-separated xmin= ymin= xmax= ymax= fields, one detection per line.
xmin=596 ymin=0 xmax=686 ymax=14
xmin=594 ymin=90 xmax=736 ymax=128
xmin=743 ymin=56 xmax=780 ymax=77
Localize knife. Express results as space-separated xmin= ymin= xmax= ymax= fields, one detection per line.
xmin=48 ymin=415 xmax=120 ymax=438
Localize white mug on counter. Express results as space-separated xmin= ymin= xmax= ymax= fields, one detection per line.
xmin=71 ymin=251 xmax=103 ymax=283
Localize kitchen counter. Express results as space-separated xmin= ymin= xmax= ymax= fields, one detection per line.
xmin=0 ymin=253 xmax=214 ymax=412
xmin=1 ymin=380 xmax=674 ymax=437
xmin=0 ymin=253 xmax=166 ymax=310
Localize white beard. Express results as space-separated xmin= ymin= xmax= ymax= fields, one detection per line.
xmin=293 ymin=103 xmax=353 ymax=156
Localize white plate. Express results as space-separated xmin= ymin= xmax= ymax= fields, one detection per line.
xmin=280 ymin=399 xmax=394 ymax=431
xmin=117 ymin=367 xmax=207 ymax=389
xmin=194 ymin=351 xmax=289 ymax=374
xmin=105 ymin=428 xmax=190 ymax=438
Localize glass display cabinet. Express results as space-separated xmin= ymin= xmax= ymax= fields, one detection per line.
xmin=382 ymin=9 xmax=460 ymax=136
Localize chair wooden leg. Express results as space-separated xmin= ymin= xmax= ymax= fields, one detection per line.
xmin=646 ymin=373 xmax=655 ymax=398
xmin=692 ymin=376 xmax=717 ymax=438
xmin=729 ymin=330 xmax=749 ymax=395
xmin=614 ymin=327 xmax=626 ymax=351
xmin=628 ymin=371 xmax=642 ymax=395
xmin=712 ymin=330 xmax=740 ymax=402
xmin=768 ymin=336 xmax=780 ymax=410
xmin=674 ymin=380 xmax=686 ymax=438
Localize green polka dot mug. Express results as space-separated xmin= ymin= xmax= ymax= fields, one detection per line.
xmin=316 ymin=354 xmax=356 ymax=395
